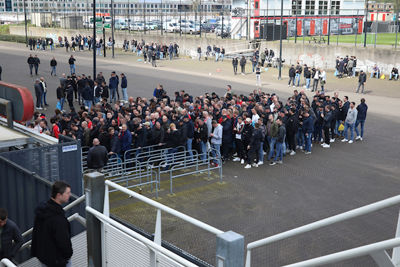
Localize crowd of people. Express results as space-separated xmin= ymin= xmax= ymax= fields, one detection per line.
xmin=27 ymin=72 xmax=368 ymax=169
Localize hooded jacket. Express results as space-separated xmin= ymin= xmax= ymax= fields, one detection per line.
xmin=31 ymin=199 xmax=72 ymax=267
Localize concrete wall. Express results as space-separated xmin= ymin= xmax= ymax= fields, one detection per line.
xmin=9 ymin=25 xmax=400 ymax=74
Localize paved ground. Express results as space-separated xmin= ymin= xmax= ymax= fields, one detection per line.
xmin=1 ymin=41 xmax=400 ymax=266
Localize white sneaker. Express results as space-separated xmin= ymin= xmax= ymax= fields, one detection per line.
xmin=277 ymin=160 xmax=283 ymax=164
xmin=330 ymin=139 xmax=335 ymax=143
xmin=289 ymin=151 xmax=296 ymax=156
xmin=360 ymin=137 xmax=363 ymax=141
xmin=232 ymin=157 xmax=240 ymax=162
xmin=355 ymin=136 xmax=361 ymax=140
xmin=341 ymin=139 xmax=349 ymax=142
xmin=240 ymin=159 xmax=245 ymax=164
xmin=257 ymin=161 xmax=263 ymax=165
xmin=305 ymin=151 xmax=312 ymax=155
xmin=348 ymin=140 xmax=353 ymax=144
xmin=321 ymin=143 xmax=326 ymax=147
xmin=296 ymin=145 xmax=300 ymax=149
xmin=252 ymin=163 xmax=258 ymax=167
xmin=244 ymin=164 xmax=251 ymax=169
xmin=322 ymin=144 xmax=330 ymax=148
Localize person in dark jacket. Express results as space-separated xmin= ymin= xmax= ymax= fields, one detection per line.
xmin=0 ymin=208 xmax=23 ymax=261
xmin=240 ymin=56 xmax=246 ymax=75
xmin=232 ymin=57 xmax=238 ymax=75
xmin=164 ymin=123 xmax=181 ymax=170
xmin=221 ymin=116 xmax=233 ymax=162
xmin=118 ymin=124 xmax=132 ymax=160
xmin=87 ymin=138 xmax=109 ymax=170
xmin=27 ymin=54 xmax=35 ymax=75
xmin=195 ymin=118 xmax=208 ymax=160
xmin=109 ymin=72 xmax=119 ymax=103
xmin=31 ymin=181 xmax=73 ymax=267
xmin=68 ymin=55 xmax=76 ymax=75
xmin=50 ymin=57 xmax=57 ymax=76
xmin=150 ymin=121 xmax=165 ymax=146
xmin=108 ymin=127 xmax=121 ymax=155
xmin=302 ymin=111 xmax=314 ymax=154
xmin=270 ymin=118 xmax=286 ymax=165
xmin=34 ymin=79 xmax=44 ymax=110
xmin=321 ymin=105 xmax=333 ymax=148
xmin=33 ymin=55 xmax=40 ymax=75
xmin=120 ymin=73 xmax=128 ymax=102
xmin=286 ymin=108 xmax=298 ymax=155
xmin=355 ymin=98 xmax=368 ymax=141
xmin=356 ymin=70 xmax=367 ymax=94
xmin=288 ymin=65 xmax=296 ymax=87
xmin=181 ymin=115 xmax=194 ymax=161
xmin=245 ymin=122 xmax=263 ymax=169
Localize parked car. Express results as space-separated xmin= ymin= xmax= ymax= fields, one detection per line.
xmin=164 ymin=22 xmax=179 ymax=33
xmin=115 ymin=21 xmax=128 ymax=30
xmin=180 ymin=24 xmax=200 ymax=34
xmin=130 ymin=22 xmax=148 ymax=31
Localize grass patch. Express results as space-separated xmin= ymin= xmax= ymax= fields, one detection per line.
xmin=0 ymin=34 xmax=27 ymax=44
xmin=289 ymin=32 xmax=400 ymax=46
xmin=0 ymin=24 xmax=10 ymax=34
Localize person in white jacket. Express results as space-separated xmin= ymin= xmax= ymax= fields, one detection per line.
xmin=342 ymin=102 xmax=358 ymax=143
xmin=319 ymin=70 xmax=326 ymax=92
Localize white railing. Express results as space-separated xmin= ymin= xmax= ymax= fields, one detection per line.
xmin=86 ymin=206 xmax=199 ymax=267
xmin=0 ymin=259 xmax=16 ymax=267
xmin=245 ymin=195 xmax=400 ymax=267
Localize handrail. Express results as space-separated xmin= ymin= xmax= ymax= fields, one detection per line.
xmin=0 ymin=259 xmax=17 ymax=267
xmin=22 ymin=195 xmax=86 ymax=238
xmin=20 ymin=212 xmax=86 ymax=251
xmin=105 ymin=180 xmax=224 ymax=235
xmin=283 ymin=238 xmax=400 ymax=267
xmin=245 ymin=194 xmax=400 ymax=266
xmin=86 ymin=206 xmax=198 ymax=267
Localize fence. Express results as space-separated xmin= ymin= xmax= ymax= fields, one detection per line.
xmin=245 ymin=194 xmax=400 ymax=267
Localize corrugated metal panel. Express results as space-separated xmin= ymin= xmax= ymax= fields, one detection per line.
xmin=18 ymin=231 xmax=87 ymax=267
xmin=157 ymin=253 xmax=186 ymax=267
xmin=104 ymin=223 xmax=151 ymax=267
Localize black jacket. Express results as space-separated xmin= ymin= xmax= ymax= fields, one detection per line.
xmin=277 ymin=125 xmax=286 ymax=143
xmin=166 ymin=130 xmax=181 ymax=148
xmin=358 ymin=72 xmax=367 ymax=83
xmin=87 ymin=145 xmax=109 ymax=169
xmin=27 ymin=56 xmax=35 ymax=64
xmin=0 ymin=219 xmax=23 ymax=260
xmin=289 ymin=67 xmax=296 ymax=77
xmin=286 ymin=114 xmax=299 ymax=134
xmin=50 ymin=59 xmax=57 ymax=67
xmin=31 ymin=199 xmax=73 ymax=267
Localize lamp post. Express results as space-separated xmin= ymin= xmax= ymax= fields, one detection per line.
xmin=364 ymin=0 xmax=368 ymax=47
xmin=278 ymin=0 xmax=283 ymax=80
xmin=23 ymin=0 xmax=27 ymax=47
xmin=179 ymin=0 xmax=182 ymax=36
xmin=93 ymin=0 xmax=96 ymax=82
xmin=111 ymin=0 xmax=114 ymax=58
xmin=160 ymin=0 xmax=163 ymax=35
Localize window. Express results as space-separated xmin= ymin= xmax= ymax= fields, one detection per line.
xmin=305 ymin=0 xmax=315 ymax=15
xmin=292 ymin=0 xmax=302 ymax=15
xmin=318 ymin=0 xmax=327 ymax=15
xmin=330 ymin=0 xmax=340 ymax=15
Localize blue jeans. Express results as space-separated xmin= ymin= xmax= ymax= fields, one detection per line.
xmin=84 ymin=100 xmax=92 ymax=110
xmin=42 ymin=91 xmax=47 ymax=106
xmin=122 ymin=88 xmax=128 ymax=101
xmin=304 ymin=133 xmax=312 ymax=152
xmin=50 ymin=44 xmax=54 ymax=50
xmin=51 ymin=66 xmax=57 ymax=76
xmin=258 ymin=142 xmax=264 ymax=163
xmin=110 ymin=88 xmax=116 ymax=102
xmin=220 ymin=54 xmax=224 ymax=61
xmin=59 ymin=98 xmax=64 ymax=110
xmin=199 ymin=141 xmax=207 ymax=160
xmin=215 ymin=52 xmax=219 ymax=62
xmin=274 ymin=142 xmax=283 ymax=161
xmin=297 ymin=129 xmax=304 ymax=147
xmin=210 ymin=143 xmax=221 ymax=165
xmin=390 ymin=73 xmax=399 ymax=80
xmin=295 ymin=73 xmax=301 ymax=86
xmin=355 ymin=120 xmax=365 ymax=137
xmin=267 ymin=137 xmax=276 ymax=161
xmin=70 ymin=64 xmax=75 ymax=74
xmin=344 ymin=122 xmax=355 ymax=140
xmin=96 ymin=47 xmax=102 ymax=56
xmin=186 ymin=138 xmax=193 ymax=161
xmin=306 ymin=78 xmax=310 ymax=89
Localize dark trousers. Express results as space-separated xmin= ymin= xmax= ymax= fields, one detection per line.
xmin=222 ymin=141 xmax=232 ymax=160
xmin=36 ymin=92 xmax=43 ymax=108
xmin=241 ymin=65 xmax=245 ymax=73
xmin=247 ymin=144 xmax=259 ymax=164
xmin=34 ymin=64 xmax=39 ymax=75
xmin=323 ymin=126 xmax=331 ymax=145
xmin=287 ymin=131 xmax=296 ymax=151
xmin=67 ymin=98 xmax=73 ymax=109
xmin=235 ymin=139 xmax=245 ymax=159
xmin=29 ymin=64 xmax=33 ymax=75
xmin=233 ymin=65 xmax=237 ymax=74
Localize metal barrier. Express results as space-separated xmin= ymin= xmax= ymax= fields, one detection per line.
xmin=86 ymin=206 xmax=199 ymax=267
xmin=0 ymin=259 xmax=16 ymax=267
xmin=245 ymin=195 xmax=400 ymax=267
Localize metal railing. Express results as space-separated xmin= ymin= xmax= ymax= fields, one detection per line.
xmin=0 ymin=259 xmax=16 ymax=267
xmin=245 ymin=194 xmax=400 ymax=267
xmin=86 ymin=206 xmax=199 ymax=267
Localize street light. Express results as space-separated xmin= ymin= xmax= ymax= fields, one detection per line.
xmin=111 ymin=0 xmax=114 ymax=58
xmin=93 ymin=0 xmax=96 ymax=81
xmin=364 ymin=0 xmax=368 ymax=47
xmin=23 ymin=0 xmax=27 ymax=47
xmin=278 ymin=0 xmax=283 ymax=80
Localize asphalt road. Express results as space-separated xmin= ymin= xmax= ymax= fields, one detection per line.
xmin=1 ymin=42 xmax=400 ymax=267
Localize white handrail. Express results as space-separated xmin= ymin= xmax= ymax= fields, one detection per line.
xmin=246 ymin=194 xmax=400 ymax=266
xmin=22 ymin=195 xmax=86 ymax=238
xmin=86 ymin=206 xmax=198 ymax=267
xmin=283 ymin=238 xmax=400 ymax=267
xmin=0 ymin=259 xmax=17 ymax=267
xmin=105 ymin=180 xmax=224 ymax=235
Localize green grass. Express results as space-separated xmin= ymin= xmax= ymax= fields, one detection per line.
xmin=289 ymin=33 xmax=400 ymax=46
xmin=0 ymin=34 xmax=27 ymax=44
xmin=0 ymin=24 xmax=10 ymax=34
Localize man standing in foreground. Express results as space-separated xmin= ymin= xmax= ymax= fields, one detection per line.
xmin=31 ymin=181 xmax=73 ymax=267
xmin=0 ymin=208 xmax=23 ymax=261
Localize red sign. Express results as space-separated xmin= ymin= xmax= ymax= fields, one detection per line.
xmin=310 ymin=20 xmax=315 ymax=35
xmin=322 ymin=20 xmax=328 ymax=35
xmin=358 ymin=19 xmax=363 ymax=34
xmin=297 ymin=20 xmax=302 ymax=36
xmin=96 ymin=13 xmax=110 ymax=17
